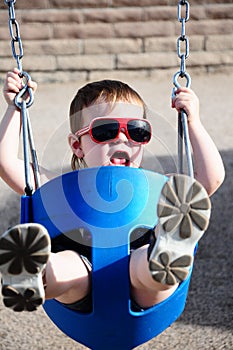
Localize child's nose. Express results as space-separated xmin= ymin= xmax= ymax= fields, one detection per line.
xmin=117 ymin=128 xmax=128 ymax=142
xmin=111 ymin=128 xmax=128 ymax=144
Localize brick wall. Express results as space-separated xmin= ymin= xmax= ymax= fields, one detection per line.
xmin=0 ymin=0 xmax=232 ymax=83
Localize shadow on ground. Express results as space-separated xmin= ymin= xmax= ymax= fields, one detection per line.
xmin=179 ymin=149 xmax=233 ymax=331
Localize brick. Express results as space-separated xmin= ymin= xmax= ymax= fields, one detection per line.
xmin=114 ymin=21 xmax=175 ymax=38
xmin=0 ymin=25 xmax=12 ymax=40
xmin=0 ymin=10 xmax=9 ymax=26
xmin=188 ymin=51 xmax=233 ymax=66
xmin=83 ymin=8 xmax=143 ymax=23
xmin=206 ymin=35 xmax=233 ymax=51
xmin=144 ymin=6 xmax=177 ymax=21
xmin=53 ymin=23 xmax=115 ymax=39
xmin=0 ymin=41 xmax=12 ymax=57
xmin=156 ymin=5 xmax=206 ymax=22
xmin=0 ymin=0 xmax=165 ymax=10
xmin=0 ymin=32 xmax=10 ymax=41
xmin=57 ymin=54 xmax=115 ymax=70
xmin=84 ymin=38 xmax=142 ymax=54
xmin=20 ymin=9 xmax=83 ymax=24
xmin=0 ymin=0 xmax=49 ymax=9
xmin=206 ymin=5 xmax=233 ymax=19
xmin=145 ymin=37 xmax=176 ymax=52
xmin=117 ymin=52 xmax=178 ymax=69
xmin=20 ymin=24 xmax=52 ymax=40
xmin=189 ymin=7 xmax=207 ymax=21
xmin=169 ymin=0 xmax=233 ymax=4
xmin=111 ymin=0 xmax=167 ymax=6
xmin=186 ymin=20 xmax=233 ymax=36
xmin=0 ymin=58 xmax=15 ymax=72
xmin=189 ymin=36 xmax=205 ymax=52
xmin=23 ymin=39 xmax=83 ymax=56
xmin=49 ymin=0 xmax=108 ymax=8
xmin=23 ymin=55 xmax=56 ymax=71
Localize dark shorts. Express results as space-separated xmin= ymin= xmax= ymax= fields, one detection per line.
xmin=51 ymin=227 xmax=154 ymax=313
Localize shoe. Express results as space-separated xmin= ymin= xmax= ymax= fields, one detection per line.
xmin=0 ymin=223 xmax=50 ymax=312
xmin=149 ymin=174 xmax=211 ymax=285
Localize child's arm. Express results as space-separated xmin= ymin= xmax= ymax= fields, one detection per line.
xmin=0 ymin=68 xmax=52 ymax=195
xmin=172 ymin=87 xmax=225 ymax=196
xmin=0 ymin=68 xmax=31 ymax=194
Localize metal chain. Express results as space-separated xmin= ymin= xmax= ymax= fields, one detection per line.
xmin=4 ymin=0 xmax=23 ymax=72
xmin=4 ymin=0 xmax=33 ymax=108
xmin=173 ymin=0 xmax=194 ymax=178
xmin=173 ymin=0 xmax=191 ymax=89
xmin=5 ymin=0 xmax=34 ymax=108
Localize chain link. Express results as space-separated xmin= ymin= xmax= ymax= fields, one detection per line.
xmin=173 ymin=0 xmax=191 ymax=89
xmin=5 ymin=0 xmax=23 ymax=72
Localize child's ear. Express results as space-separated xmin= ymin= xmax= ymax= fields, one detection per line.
xmin=68 ymin=133 xmax=84 ymax=158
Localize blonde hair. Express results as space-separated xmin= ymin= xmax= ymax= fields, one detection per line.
xmin=69 ymin=80 xmax=147 ymax=170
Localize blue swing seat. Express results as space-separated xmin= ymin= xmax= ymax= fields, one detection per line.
xmin=20 ymin=167 xmax=192 ymax=350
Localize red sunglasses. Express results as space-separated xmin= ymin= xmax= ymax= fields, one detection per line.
xmin=75 ymin=117 xmax=152 ymax=144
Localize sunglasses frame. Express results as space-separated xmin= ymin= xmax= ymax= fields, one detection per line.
xmin=75 ymin=117 xmax=152 ymax=145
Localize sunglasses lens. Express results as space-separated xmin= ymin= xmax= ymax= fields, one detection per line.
xmin=128 ymin=120 xmax=151 ymax=143
xmin=91 ymin=119 xmax=119 ymax=142
xmin=90 ymin=118 xmax=151 ymax=143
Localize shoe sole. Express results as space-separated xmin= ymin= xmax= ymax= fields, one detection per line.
xmin=0 ymin=223 xmax=50 ymax=312
xmin=149 ymin=174 xmax=211 ymax=285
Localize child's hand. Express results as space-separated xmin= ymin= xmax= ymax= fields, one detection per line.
xmin=3 ymin=68 xmax=37 ymax=107
xmin=171 ymin=87 xmax=200 ymax=125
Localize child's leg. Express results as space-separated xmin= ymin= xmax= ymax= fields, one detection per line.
xmin=130 ymin=244 xmax=178 ymax=308
xmin=44 ymin=250 xmax=90 ymax=305
xmin=130 ymin=174 xmax=211 ymax=309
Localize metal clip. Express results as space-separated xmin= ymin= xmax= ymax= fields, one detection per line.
xmin=14 ymin=71 xmax=34 ymax=110
xmin=173 ymin=71 xmax=191 ymax=89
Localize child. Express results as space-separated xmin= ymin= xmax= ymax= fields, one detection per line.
xmin=0 ymin=68 xmax=225 ymax=312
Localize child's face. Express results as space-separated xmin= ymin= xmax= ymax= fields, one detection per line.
xmin=70 ymin=101 xmax=149 ymax=168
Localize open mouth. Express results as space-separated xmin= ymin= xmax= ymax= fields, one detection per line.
xmin=110 ymin=151 xmax=130 ymax=166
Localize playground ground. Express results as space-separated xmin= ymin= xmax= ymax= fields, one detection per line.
xmin=0 ymin=72 xmax=232 ymax=349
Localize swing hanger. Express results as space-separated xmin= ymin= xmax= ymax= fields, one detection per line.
xmin=5 ymin=0 xmax=39 ymax=195
xmin=14 ymin=71 xmax=34 ymax=110
xmin=172 ymin=0 xmax=194 ymax=178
